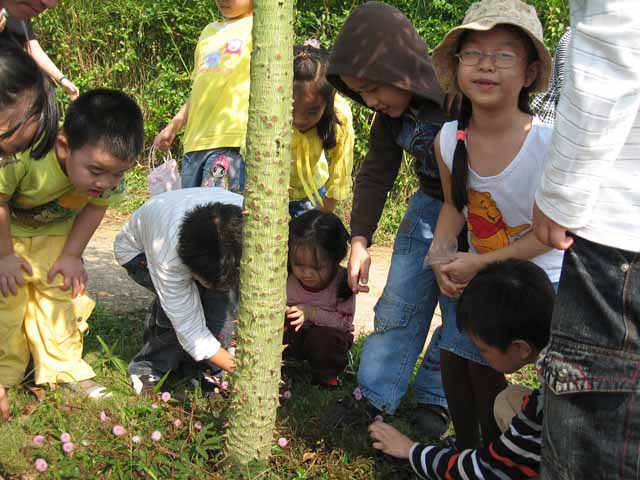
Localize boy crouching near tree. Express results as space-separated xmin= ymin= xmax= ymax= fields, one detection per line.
xmin=0 ymin=89 xmax=144 ymax=399
xmin=369 ymin=259 xmax=554 ymax=479
xmin=114 ymin=187 xmax=242 ymax=395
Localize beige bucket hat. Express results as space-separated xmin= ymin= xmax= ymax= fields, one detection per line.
xmin=432 ymin=0 xmax=551 ymax=94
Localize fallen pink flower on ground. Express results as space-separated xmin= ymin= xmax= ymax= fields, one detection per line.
xmin=63 ymin=442 xmax=75 ymax=454
xmin=99 ymin=411 xmax=109 ymax=423
xmin=278 ymin=437 xmax=288 ymax=448
xmin=34 ymin=458 xmax=48 ymax=472
xmin=220 ymin=381 xmax=229 ymax=390
xmin=194 ymin=421 xmax=203 ymax=431
xmin=151 ymin=431 xmax=162 ymax=442
xmin=173 ymin=419 xmax=182 ymax=428
xmin=60 ymin=432 xmax=71 ymax=443
xmin=353 ymin=387 xmax=363 ymax=401
xmin=160 ymin=392 xmax=171 ymax=402
xmin=112 ymin=425 xmax=126 ymax=436
xmin=282 ymin=390 xmax=292 ymax=400
xmin=132 ymin=435 xmax=141 ymax=444
xmin=32 ymin=435 xmax=45 ymax=447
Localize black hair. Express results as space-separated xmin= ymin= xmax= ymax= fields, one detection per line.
xmin=288 ymin=209 xmax=352 ymax=301
xmin=450 ymin=26 xmax=537 ymax=212
xmin=0 ymin=43 xmax=58 ymax=159
xmin=177 ymin=202 xmax=244 ymax=290
xmin=457 ymin=259 xmax=555 ymax=352
xmin=62 ymin=89 xmax=144 ymax=163
xmin=294 ymin=44 xmax=339 ymax=149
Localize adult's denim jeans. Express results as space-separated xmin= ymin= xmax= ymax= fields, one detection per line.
xmin=540 ymin=235 xmax=640 ymax=480
xmin=357 ymin=190 xmax=449 ymax=414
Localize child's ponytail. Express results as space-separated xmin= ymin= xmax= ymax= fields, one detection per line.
xmin=451 ymin=96 xmax=473 ymax=212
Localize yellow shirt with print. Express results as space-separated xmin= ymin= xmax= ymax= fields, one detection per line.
xmin=183 ymin=15 xmax=253 ymax=154
xmin=0 ymin=150 xmax=124 ymax=237
xmin=289 ymin=93 xmax=355 ymax=202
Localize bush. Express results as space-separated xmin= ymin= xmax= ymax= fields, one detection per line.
xmin=33 ymin=0 xmax=569 ymax=239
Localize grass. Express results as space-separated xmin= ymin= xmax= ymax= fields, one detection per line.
xmin=0 ymin=301 xmax=539 ymax=479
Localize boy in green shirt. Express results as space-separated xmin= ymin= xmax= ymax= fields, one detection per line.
xmin=0 ymin=89 xmax=143 ymax=398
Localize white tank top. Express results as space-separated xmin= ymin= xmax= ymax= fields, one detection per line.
xmin=440 ymin=118 xmax=563 ymax=282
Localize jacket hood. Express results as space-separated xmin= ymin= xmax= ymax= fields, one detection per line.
xmin=327 ymin=2 xmax=445 ymax=110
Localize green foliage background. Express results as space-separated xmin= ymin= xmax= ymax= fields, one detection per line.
xmin=34 ymin=0 xmax=568 ymax=240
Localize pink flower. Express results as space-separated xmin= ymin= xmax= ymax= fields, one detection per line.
xmin=60 ymin=432 xmax=71 ymax=443
xmin=151 ymin=430 xmax=162 ymax=442
xmin=99 ymin=411 xmax=109 ymax=423
xmin=374 ymin=415 xmax=384 ymax=422
xmin=160 ymin=391 xmax=171 ymax=402
xmin=194 ymin=421 xmax=203 ymax=431
xmin=132 ymin=435 xmax=141 ymax=444
xmin=112 ymin=425 xmax=126 ymax=436
xmin=34 ymin=458 xmax=48 ymax=472
xmin=32 ymin=435 xmax=45 ymax=447
xmin=277 ymin=437 xmax=288 ymax=448
xmin=282 ymin=390 xmax=292 ymax=400
xmin=63 ymin=442 xmax=75 ymax=454
xmin=353 ymin=387 xmax=363 ymax=401
xmin=172 ymin=419 xmax=182 ymax=428
xmin=220 ymin=381 xmax=229 ymax=391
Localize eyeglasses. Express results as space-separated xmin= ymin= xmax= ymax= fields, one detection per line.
xmin=454 ymin=48 xmax=520 ymax=69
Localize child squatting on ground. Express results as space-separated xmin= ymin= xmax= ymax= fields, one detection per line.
xmin=153 ymin=0 xmax=253 ymax=193
xmin=289 ymin=42 xmax=354 ymax=218
xmin=0 ymin=87 xmax=144 ymax=399
xmin=114 ymin=187 xmax=243 ymax=395
xmin=369 ymin=259 xmax=554 ymax=479
xmin=283 ymin=210 xmax=355 ymax=388
xmin=325 ymin=1 xmax=457 ymax=438
xmin=0 ymin=43 xmax=59 ymax=420
xmin=429 ymin=0 xmax=563 ymax=449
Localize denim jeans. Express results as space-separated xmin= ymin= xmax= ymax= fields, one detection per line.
xmin=122 ymin=254 xmax=237 ymax=377
xmin=540 ymin=235 xmax=640 ymax=480
xmin=357 ymin=190 xmax=449 ymax=414
xmin=288 ymin=186 xmax=327 ymax=218
xmin=181 ymin=147 xmax=245 ymax=193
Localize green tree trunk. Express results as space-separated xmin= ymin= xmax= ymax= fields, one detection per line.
xmin=224 ymin=0 xmax=294 ymax=471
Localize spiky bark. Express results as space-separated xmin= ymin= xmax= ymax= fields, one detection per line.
xmin=224 ymin=0 xmax=294 ymax=470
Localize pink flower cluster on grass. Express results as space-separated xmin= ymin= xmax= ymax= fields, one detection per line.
xmin=277 ymin=437 xmax=288 ymax=448
xmin=34 ymin=458 xmax=48 ymax=472
xmin=151 ymin=431 xmax=162 ymax=442
xmin=32 ymin=435 xmax=45 ymax=447
xmin=63 ymin=442 xmax=75 ymax=454
xmin=160 ymin=392 xmax=171 ymax=402
xmin=112 ymin=425 xmax=126 ymax=437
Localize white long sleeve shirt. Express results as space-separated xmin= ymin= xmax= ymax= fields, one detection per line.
xmin=535 ymin=0 xmax=640 ymax=252
xmin=113 ymin=187 xmax=243 ymax=361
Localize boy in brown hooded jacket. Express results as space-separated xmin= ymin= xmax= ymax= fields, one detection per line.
xmin=326 ymin=2 xmax=458 ymax=437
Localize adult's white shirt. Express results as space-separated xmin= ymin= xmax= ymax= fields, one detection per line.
xmin=114 ymin=187 xmax=243 ymax=361
xmin=535 ymin=0 xmax=640 ymax=253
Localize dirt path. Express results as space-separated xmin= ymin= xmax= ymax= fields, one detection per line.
xmin=84 ymin=216 xmax=441 ymax=339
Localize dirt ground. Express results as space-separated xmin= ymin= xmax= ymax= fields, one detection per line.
xmin=84 ymin=216 xmax=441 ymax=340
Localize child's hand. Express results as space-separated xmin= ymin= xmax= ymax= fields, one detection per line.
xmin=432 ymin=262 xmax=467 ymax=298
xmin=368 ymin=420 xmax=415 ymax=459
xmin=0 ymin=253 xmax=33 ymax=297
xmin=439 ymin=252 xmax=483 ymax=285
xmin=47 ymin=254 xmax=88 ymax=298
xmin=0 ymin=384 xmax=9 ymax=421
xmin=153 ymin=124 xmax=177 ymax=152
xmin=208 ymin=347 xmax=235 ymax=373
xmin=286 ymin=305 xmax=305 ymax=332
xmin=348 ymin=236 xmax=371 ymax=294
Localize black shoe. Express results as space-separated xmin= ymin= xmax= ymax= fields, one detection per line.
xmin=414 ymin=404 xmax=451 ymax=440
xmin=324 ymin=392 xmax=383 ymax=429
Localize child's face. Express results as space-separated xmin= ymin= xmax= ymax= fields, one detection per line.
xmin=290 ymin=246 xmax=334 ymax=291
xmin=215 ymin=0 xmax=253 ymax=19
xmin=55 ymin=134 xmax=132 ymax=197
xmin=0 ymin=94 xmax=39 ymax=159
xmin=456 ymin=26 xmax=539 ymax=110
xmin=470 ymin=332 xmax=535 ymax=374
xmin=341 ymin=75 xmax=411 ymax=118
xmin=293 ymin=82 xmax=326 ymax=133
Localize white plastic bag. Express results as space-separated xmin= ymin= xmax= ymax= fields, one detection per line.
xmin=147 ymin=146 xmax=181 ymax=196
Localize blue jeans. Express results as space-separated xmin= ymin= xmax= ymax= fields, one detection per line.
xmin=540 ymin=235 xmax=640 ymax=479
xmin=288 ymin=186 xmax=327 ymax=218
xmin=357 ymin=190 xmax=449 ymax=414
xmin=181 ymin=148 xmax=245 ymax=193
xmin=122 ymin=254 xmax=237 ymax=377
